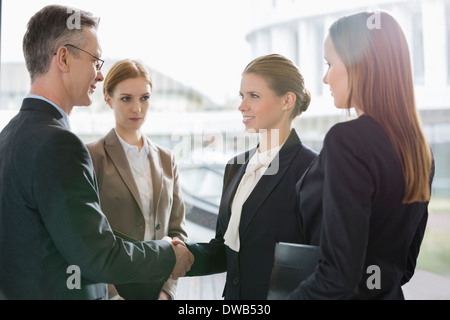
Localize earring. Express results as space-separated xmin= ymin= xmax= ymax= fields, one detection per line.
xmin=283 ymin=106 xmax=288 ymax=111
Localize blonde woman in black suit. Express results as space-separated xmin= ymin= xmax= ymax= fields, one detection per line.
xmin=180 ymin=54 xmax=318 ymax=300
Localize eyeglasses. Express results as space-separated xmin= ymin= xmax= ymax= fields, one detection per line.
xmin=59 ymin=44 xmax=104 ymax=71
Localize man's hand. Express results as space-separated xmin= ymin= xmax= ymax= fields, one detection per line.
xmin=167 ymin=237 xmax=194 ymax=280
xmin=158 ymin=291 xmax=171 ymax=300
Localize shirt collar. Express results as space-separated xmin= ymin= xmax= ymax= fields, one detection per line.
xmin=114 ymin=129 xmax=150 ymax=155
xmin=246 ymin=144 xmax=282 ymax=174
xmin=26 ymin=94 xmax=71 ymax=129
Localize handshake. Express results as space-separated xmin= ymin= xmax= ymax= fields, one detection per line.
xmin=163 ymin=237 xmax=194 ymax=280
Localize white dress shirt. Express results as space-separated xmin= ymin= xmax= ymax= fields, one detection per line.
xmin=115 ymin=130 xmax=155 ymax=241
xmin=224 ymin=145 xmax=282 ymax=252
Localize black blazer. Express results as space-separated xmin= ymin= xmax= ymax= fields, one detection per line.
xmin=0 ymin=98 xmax=175 ymax=300
xmin=290 ymin=114 xmax=434 ymax=300
xmin=186 ymin=129 xmax=318 ymax=300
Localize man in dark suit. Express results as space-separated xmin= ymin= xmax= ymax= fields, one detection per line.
xmin=0 ymin=5 xmax=193 ymax=300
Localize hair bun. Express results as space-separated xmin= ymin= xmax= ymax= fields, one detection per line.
xmin=300 ymin=88 xmax=311 ymax=112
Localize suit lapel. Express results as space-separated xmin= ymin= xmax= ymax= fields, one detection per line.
xmin=147 ymin=138 xmax=163 ymax=213
xmin=295 ymin=156 xmax=316 ymax=194
xmin=219 ymin=149 xmax=255 ymax=230
xmin=239 ymin=130 xmax=302 ymax=240
xmin=104 ymin=129 xmax=144 ymax=214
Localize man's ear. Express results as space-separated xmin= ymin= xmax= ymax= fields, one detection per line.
xmin=54 ymin=46 xmax=71 ymax=72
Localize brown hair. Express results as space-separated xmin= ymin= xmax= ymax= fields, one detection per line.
xmin=103 ymin=59 xmax=153 ymax=99
xmin=329 ymin=11 xmax=432 ymax=203
xmin=23 ymin=5 xmax=99 ymax=82
xmin=243 ymin=54 xmax=311 ymax=120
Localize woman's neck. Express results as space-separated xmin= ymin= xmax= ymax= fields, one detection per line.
xmin=258 ymin=127 xmax=291 ymax=153
xmin=115 ymin=127 xmax=144 ymax=151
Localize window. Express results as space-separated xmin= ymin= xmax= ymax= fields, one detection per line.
xmin=447 ymin=3 xmax=450 ymax=85
xmin=412 ymin=10 xmax=425 ymax=85
xmin=314 ymin=21 xmax=324 ymax=95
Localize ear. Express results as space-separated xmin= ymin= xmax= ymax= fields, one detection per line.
xmin=54 ymin=46 xmax=71 ymax=72
xmin=105 ymin=94 xmax=113 ymax=108
xmin=282 ymin=92 xmax=297 ymax=111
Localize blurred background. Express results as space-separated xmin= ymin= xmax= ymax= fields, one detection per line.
xmin=1 ymin=0 xmax=449 ymax=298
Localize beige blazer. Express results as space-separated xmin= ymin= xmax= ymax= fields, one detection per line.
xmin=86 ymin=129 xmax=188 ymax=299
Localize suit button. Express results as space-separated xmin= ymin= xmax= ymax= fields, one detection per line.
xmin=233 ymin=277 xmax=239 ymax=285
xmin=156 ymin=223 xmax=161 ymax=230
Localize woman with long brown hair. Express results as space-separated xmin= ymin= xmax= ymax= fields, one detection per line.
xmin=289 ymin=11 xmax=434 ymax=299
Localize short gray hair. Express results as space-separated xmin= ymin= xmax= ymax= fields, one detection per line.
xmin=23 ymin=5 xmax=100 ymax=82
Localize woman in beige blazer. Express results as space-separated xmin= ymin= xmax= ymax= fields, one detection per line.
xmin=86 ymin=59 xmax=188 ymax=300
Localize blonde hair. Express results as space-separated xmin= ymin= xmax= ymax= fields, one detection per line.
xmin=103 ymin=59 xmax=152 ymax=98
xmin=243 ymin=54 xmax=311 ymax=120
xmin=329 ymin=11 xmax=432 ymax=203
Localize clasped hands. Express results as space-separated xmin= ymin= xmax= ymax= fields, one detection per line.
xmin=163 ymin=236 xmax=194 ymax=280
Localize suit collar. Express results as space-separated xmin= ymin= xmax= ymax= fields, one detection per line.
xmin=105 ymin=129 xmax=159 ymax=152
xmin=21 ymin=98 xmax=70 ymax=130
xmin=222 ymin=129 xmax=303 ymax=241
xmin=26 ymin=94 xmax=68 ymax=121
xmin=147 ymin=139 xmax=163 ymax=213
xmin=104 ymin=129 xmax=164 ymax=214
xmin=104 ymin=129 xmax=144 ymax=213
xmin=113 ymin=129 xmax=159 ymax=157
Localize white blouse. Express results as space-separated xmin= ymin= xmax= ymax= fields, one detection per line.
xmin=223 ymin=145 xmax=282 ymax=252
xmin=115 ymin=130 xmax=155 ymax=241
